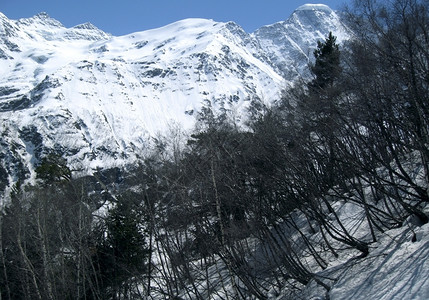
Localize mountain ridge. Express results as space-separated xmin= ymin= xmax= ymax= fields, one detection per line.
xmin=0 ymin=4 xmax=350 ymax=191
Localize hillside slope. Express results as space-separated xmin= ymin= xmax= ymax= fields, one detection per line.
xmin=0 ymin=4 xmax=349 ymax=190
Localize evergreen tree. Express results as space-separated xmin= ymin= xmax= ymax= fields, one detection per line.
xmin=296 ymin=31 xmax=342 ymax=131
xmin=35 ymin=153 xmax=71 ymax=184
xmin=295 ymin=32 xmax=343 ymax=189
xmin=95 ymin=196 xmax=150 ymax=298
xmin=310 ymin=31 xmax=341 ymax=90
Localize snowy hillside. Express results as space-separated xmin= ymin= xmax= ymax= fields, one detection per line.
xmin=1 ymin=3 xmax=428 ymax=300
xmin=287 ymin=201 xmax=429 ymax=300
xmin=0 ymin=4 xmax=349 ymax=189
xmin=253 ymin=4 xmax=349 ymax=80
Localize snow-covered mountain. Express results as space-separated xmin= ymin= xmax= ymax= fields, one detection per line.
xmin=0 ymin=4 xmax=349 ymax=190
xmin=253 ymin=4 xmax=349 ymax=80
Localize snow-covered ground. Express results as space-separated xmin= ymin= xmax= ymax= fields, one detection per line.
xmin=289 ymin=204 xmax=429 ymax=300
xmin=327 ymin=223 xmax=429 ymax=300
xmin=142 ymin=190 xmax=429 ymax=300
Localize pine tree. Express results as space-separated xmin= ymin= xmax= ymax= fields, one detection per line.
xmin=310 ymin=31 xmax=341 ymax=90
xmin=95 ymin=196 xmax=150 ymax=298
xmin=293 ymin=32 xmax=343 ymax=190
xmin=35 ymin=153 xmax=71 ymax=184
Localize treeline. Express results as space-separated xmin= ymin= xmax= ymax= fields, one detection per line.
xmin=1 ymin=0 xmax=429 ymax=299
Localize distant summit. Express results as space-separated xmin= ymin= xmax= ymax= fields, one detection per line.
xmin=73 ymin=22 xmax=101 ymax=30
xmin=17 ymin=11 xmax=64 ymax=29
xmin=253 ymin=3 xmax=349 ymax=80
xmin=34 ymin=12 xmax=51 ymax=18
xmin=295 ymin=3 xmax=334 ymax=12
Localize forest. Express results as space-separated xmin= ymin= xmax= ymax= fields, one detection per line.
xmin=1 ymin=0 xmax=428 ymax=299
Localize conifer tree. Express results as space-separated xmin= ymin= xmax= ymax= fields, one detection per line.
xmin=95 ymin=197 xmax=150 ymax=298
xmin=296 ymin=31 xmax=342 ymax=131
xmin=310 ymin=31 xmax=341 ymax=90
xmin=35 ymin=153 xmax=71 ymax=184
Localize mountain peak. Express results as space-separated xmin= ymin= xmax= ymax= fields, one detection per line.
xmin=35 ymin=12 xmax=51 ymax=19
xmin=287 ymin=3 xmax=339 ymax=29
xmin=31 ymin=12 xmax=63 ymax=27
xmin=253 ymin=2 xmax=349 ymax=80
xmin=73 ymin=22 xmax=98 ymax=30
xmin=17 ymin=12 xmax=64 ymax=29
xmin=295 ymin=3 xmax=333 ymax=13
xmin=69 ymin=22 xmax=110 ymax=40
xmin=148 ymin=18 xmax=220 ymax=34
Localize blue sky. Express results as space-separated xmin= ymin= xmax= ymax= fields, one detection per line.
xmin=0 ymin=0 xmax=348 ymax=36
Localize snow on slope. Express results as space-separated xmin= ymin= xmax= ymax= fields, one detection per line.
xmin=253 ymin=4 xmax=350 ymax=80
xmin=292 ymin=203 xmax=429 ymax=300
xmin=0 ymin=14 xmax=282 ymax=181
xmin=0 ymin=5 xmax=349 ymax=188
xmin=329 ymin=222 xmax=429 ymax=300
xmin=3 ymin=7 xmax=426 ymax=300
